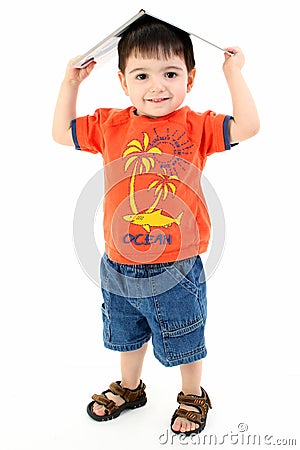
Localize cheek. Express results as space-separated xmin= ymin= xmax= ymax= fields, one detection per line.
xmin=174 ymin=79 xmax=188 ymax=94
xmin=128 ymin=84 xmax=144 ymax=99
xmin=177 ymin=84 xmax=188 ymax=97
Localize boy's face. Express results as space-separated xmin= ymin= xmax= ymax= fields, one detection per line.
xmin=118 ymin=53 xmax=196 ymax=119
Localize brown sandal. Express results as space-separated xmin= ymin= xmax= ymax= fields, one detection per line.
xmin=87 ymin=380 xmax=147 ymax=421
xmin=170 ymin=387 xmax=212 ymax=435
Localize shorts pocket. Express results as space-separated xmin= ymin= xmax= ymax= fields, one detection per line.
xmin=198 ymin=282 xmax=207 ymax=323
xmin=178 ymin=275 xmax=198 ymax=296
xmin=162 ymin=320 xmax=206 ymax=363
xmin=175 ymin=257 xmax=207 ymax=323
xmin=101 ymin=297 xmax=111 ymax=342
xmin=166 ymin=255 xmax=205 ymax=297
xmin=154 ymin=281 xmax=206 ymax=363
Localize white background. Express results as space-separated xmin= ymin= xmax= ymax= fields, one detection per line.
xmin=1 ymin=0 xmax=299 ymax=449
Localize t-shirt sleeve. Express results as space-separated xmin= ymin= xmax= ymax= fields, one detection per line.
xmin=71 ymin=108 xmax=104 ymax=154
xmin=199 ymin=110 xmax=237 ymax=157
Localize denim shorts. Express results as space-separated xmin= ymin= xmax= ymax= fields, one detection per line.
xmin=100 ymin=253 xmax=207 ymax=367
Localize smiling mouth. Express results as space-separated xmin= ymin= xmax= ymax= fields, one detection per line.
xmin=145 ymin=97 xmax=169 ymax=103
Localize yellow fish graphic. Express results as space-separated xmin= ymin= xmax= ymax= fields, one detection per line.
xmin=123 ymin=210 xmax=183 ymax=232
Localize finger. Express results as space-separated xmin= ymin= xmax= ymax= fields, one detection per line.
xmin=87 ymin=60 xmax=97 ymax=70
xmin=224 ymin=46 xmax=241 ymax=56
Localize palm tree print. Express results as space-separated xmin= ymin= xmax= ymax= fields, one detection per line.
xmin=123 ymin=132 xmax=161 ymax=214
xmin=146 ymin=168 xmax=179 ymax=213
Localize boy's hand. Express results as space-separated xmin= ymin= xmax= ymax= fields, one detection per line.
xmin=65 ymin=57 xmax=97 ymax=85
xmin=223 ymin=47 xmax=245 ymax=72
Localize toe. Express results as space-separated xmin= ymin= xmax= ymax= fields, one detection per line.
xmin=190 ymin=421 xmax=197 ymax=432
xmin=92 ymin=403 xmax=106 ymax=416
xmin=172 ymin=416 xmax=200 ymax=434
xmin=172 ymin=417 xmax=182 ymax=432
xmin=180 ymin=420 xmax=188 ymax=433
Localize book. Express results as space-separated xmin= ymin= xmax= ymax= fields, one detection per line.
xmin=72 ymin=9 xmax=231 ymax=69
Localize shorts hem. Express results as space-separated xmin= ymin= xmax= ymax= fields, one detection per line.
xmin=154 ymin=347 xmax=207 ymax=367
xmin=103 ymin=336 xmax=151 ymax=352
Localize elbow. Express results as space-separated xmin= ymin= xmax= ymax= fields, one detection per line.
xmin=52 ymin=133 xmax=64 ymax=145
xmin=249 ymin=118 xmax=260 ymax=138
xmin=52 ymin=131 xmax=61 ymax=144
xmin=231 ymin=118 xmax=260 ymax=143
xmin=242 ymin=123 xmax=260 ymax=141
xmin=52 ymin=127 xmax=73 ymax=146
xmin=52 ymin=126 xmax=62 ymax=144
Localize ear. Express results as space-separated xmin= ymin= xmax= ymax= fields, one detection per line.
xmin=118 ymin=71 xmax=129 ymax=96
xmin=187 ymin=68 xmax=196 ymax=93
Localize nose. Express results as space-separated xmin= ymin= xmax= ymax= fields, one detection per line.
xmin=149 ymin=77 xmax=165 ymax=93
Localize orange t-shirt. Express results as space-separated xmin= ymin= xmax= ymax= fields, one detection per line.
xmin=71 ymin=106 xmax=232 ymax=264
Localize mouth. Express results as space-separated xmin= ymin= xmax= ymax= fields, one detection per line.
xmin=145 ymin=97 xmax=170 ymax=103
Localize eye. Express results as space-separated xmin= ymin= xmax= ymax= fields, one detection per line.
xmin=136 ymin=73 xmax=147 ymax=80
xmin=165 ymin=72 xmax=177 ymax=79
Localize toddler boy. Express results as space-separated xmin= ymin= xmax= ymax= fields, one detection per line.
xmin=53 ymin=16 xmax=259 ymax=435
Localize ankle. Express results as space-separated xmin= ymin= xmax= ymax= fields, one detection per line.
xmin=121 ymin=379 xmax=141 ymax=390
xmin=181 ymin=386 xmax=202 ymax=397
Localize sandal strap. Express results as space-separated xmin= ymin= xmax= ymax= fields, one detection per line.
xmin=91 ymin=379 xmax=146 ymax=414
xmin=175 ymin=407 xmax=203 ymax=425
xmin=177 ymin=386 xmax=212 ymax=410
xmin=109 ymin=380 xmax=146 ymax=403
xmin=174 ymin=387 xmax=212 ymax=426
xmin=91 ymin=393 xmax=119 ymax=415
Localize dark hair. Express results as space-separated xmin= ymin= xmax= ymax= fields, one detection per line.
xmin=118 ymin=17 xmax=195 ymax=74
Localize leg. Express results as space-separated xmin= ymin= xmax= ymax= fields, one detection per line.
xmin=171 ymin=360 xmax=203 ymax=433
xmin=181 ymin=359 xmax=202 ymax=395
xmin=93 ymin=342 xmax=148 ymax=416
xmin=121 ymin=342 xmax=148 ymax=388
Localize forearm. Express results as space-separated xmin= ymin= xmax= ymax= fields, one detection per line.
xmin=52 ymin=79 xmax=80 ymax=145
xmin=225 ymin=67 xmax=260 ymax=143
xmin=222 ymin=47 xmax=260 ymax=143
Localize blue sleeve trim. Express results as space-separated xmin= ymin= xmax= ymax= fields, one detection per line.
xmin=223 ymin=115 xmax=232 ymax=150
xmin=71 ymin=119 xmax=81 ymax=150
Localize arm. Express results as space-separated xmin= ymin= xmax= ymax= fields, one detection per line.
xmin=52 ymin=58 xmax=96 ymax=146
xmin=223 ymin=47 xmax=260 ymax=143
